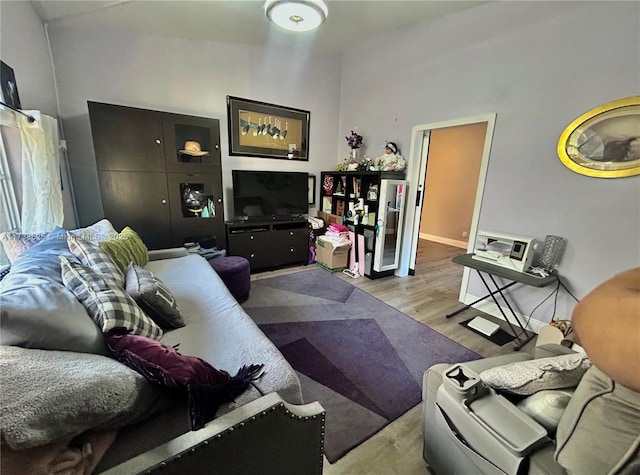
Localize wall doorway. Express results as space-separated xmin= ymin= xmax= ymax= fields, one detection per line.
xmin=398 ymin=114 xmax=496 ymax=303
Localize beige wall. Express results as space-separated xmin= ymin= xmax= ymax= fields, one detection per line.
xmin=420 ymin=122 xmax=487 ymax=246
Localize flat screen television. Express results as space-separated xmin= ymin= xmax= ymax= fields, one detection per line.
xmin=232 ymin=170 xmax=308 ymax=220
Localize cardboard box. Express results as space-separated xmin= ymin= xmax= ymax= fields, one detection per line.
xmin=316 ymin=235 xmax=350 ymax=271
xmin=317 ymin=211 xmax=343 ymax=226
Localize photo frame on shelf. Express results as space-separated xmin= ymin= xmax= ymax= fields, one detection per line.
xmin=308 ymin=174 xmax=316 ymax=205
xmin=557 ymin=96 xmax=640 ymax=178
xmin=227 ymin=96 xmax=310 ymax=161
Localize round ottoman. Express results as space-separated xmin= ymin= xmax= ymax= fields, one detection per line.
xmin=208 ymin=256 xmax=251 ymax=302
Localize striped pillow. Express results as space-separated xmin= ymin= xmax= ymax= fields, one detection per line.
xmin=67 ymin=233 xmax=125 ymax=286
xmin=60 ymin=256 xmax=162 ymax=340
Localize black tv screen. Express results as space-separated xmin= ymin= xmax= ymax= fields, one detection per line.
xmin=232 ymin=170 xmax=308 ymax=219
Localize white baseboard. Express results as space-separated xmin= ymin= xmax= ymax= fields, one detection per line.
xmin=462 ymin=293 xmax=546 ymax=334
xmin=420 ymin=233 xmax=467 ymax=249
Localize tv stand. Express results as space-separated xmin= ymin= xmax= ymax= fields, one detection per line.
xmin=226 ymin=218 xmax=309 ymax=272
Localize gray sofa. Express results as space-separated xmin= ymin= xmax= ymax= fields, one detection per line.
xmin=1 ymin=243 xmax=325 ymax=474
xmin=422 ymin=343 xmax=640 ymax=475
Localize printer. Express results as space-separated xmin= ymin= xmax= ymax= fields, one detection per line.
xmin=472 ymin=231 xmax=538 ymax=273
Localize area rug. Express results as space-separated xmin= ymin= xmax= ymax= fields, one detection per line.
xmin=241 ymin=268 xmax=480 ymax=463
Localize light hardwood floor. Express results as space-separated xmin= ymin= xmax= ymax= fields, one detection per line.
xmin=251 ymin=240 xmax=537 ymax=475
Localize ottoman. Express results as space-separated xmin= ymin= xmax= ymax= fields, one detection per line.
xmin=208 ymin=256 xmax=251 ymax=302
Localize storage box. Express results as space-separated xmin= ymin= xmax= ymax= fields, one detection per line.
xmin=317 ymin=211 xmax=343 ymax=226
xmin=316 ymin=235 xmax=350 ymax=271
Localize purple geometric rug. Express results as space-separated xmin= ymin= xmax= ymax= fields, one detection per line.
xmin=242 ymin=268 xmax=480 ymax=463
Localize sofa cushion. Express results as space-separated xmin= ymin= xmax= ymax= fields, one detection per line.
xmin=125 ymin=263 xmax=184 ymax=329
xmin=555 ymin=365 xmax=640 ymax=474
xmin=61 ymin=256 xmax=162 ymax=340
xmin=0 ymin=345 xmax=173 ymax=449
xmin=67 ymin=233 xmax=125 ymax=286
xmin=479 ymin=353 xmax=591 ymax=396
xmin=0 ymin=231 xmax=49 ymax=263
xmin=0 ymin=228 xmax=108 ymax=355
xmin=517 ymin=389 xmax=574 ymax=433
xmin=105 ymin=330 xmax=263 ymax=430
xmin=99 ymin=226 xmax=149 ymax=272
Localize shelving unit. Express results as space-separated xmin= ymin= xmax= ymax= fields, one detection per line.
xmin=319 ymin=171 xmax=406 ymax=279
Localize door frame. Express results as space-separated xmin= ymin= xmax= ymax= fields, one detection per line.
xmin=397 ymin=114 xmax=496 ymax=300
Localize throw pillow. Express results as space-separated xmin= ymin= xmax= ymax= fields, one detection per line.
xmin=516 ymin=389 xmax=574 ymax=433
xmin=105 ymin=329 xmax=263 ymax=430
xmin=98 ymin=227 xmax=149 ymax=273
xmin=67 ymin=233 xmax=125 ymax=286
xmin=0 ymin=231 xmax=49 ymax=263
xmin=125 ymin=263 xmax=185 ymax=329
xmin=60 ymin=256 xmax=163 ymax=340
xmin=0 ymin=228 xmax=108 ymax=355
xmin=479 ymin=353 xmax=591 ymax=396
xmin=0 ymin=345 xmax=174 ymax=450
xmin=68 ymin=218 xmax=118 ymax=244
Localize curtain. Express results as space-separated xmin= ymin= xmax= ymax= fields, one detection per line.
xmin=17 ymin=112 xmax=63 ymax=233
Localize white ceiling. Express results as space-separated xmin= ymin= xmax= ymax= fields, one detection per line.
xmin=31 ymin=0 xmax=489 ymax=53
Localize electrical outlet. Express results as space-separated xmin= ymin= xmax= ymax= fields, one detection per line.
xmin=462 ymin=231 xmax=468 ymax=238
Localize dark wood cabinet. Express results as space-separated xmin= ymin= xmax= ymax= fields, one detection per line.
xmin=226 ymin=219 xmax=309 ymax=272
xmin=88 ymin=101 xmax=226 ymax=250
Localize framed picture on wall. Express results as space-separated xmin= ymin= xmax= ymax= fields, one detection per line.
xmin=226 ymin=96 xmax=310 ymax=161
xmin=308 ymin=174 xmax=316 ymax=205
xmin=1 ymin=61 xmax=21 ymax=109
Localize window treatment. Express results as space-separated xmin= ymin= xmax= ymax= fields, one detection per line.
xmin=17 ymin=112 xmax=63 ymax=233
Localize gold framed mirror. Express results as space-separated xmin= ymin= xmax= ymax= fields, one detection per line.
xmin=557 ymin=96 xmax=640 ymax=178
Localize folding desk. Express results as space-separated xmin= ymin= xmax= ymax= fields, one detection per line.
xmin=448 ymin=253 xmax=558 ymax=350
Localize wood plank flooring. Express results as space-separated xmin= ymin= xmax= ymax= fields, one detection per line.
xmin=251 ymin=239 xmax=537 ymax=475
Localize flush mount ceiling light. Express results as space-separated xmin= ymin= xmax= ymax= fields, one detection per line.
xmin=264 ymin=0 xmax=328 ymax=32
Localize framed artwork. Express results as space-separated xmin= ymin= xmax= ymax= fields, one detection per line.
xmin=308 ymin=174 xmax=316 ymax=205
xmin=0 ymin=61 xmax=21 ymax=109
xmin=557 ymin=96 xmax=640 ymax=178
xmin=227 ymin=96 xmax=310 ymax=161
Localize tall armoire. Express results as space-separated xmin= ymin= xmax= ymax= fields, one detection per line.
xmin=88 ymin=101 xmax=226 ymax=250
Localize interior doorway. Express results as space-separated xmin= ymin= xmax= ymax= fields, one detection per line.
xmin=398 ymin=114 xmax=496 ymax=303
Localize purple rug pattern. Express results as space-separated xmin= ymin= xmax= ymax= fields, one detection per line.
xmin=242 ymin=268 xmax=480 ymax=462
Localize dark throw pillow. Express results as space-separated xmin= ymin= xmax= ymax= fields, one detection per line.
xmin=105 ymin=329 xmax=263 ymax=430
xmin=125 ymin=263 xmax=185 ymax=329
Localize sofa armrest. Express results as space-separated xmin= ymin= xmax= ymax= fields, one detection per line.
xmin=533 ymin=343 xmax=576 ymax=359
xmin=98 ymin=393 xmax=325 ymax=475
xmin=147 ymin=248 xmax=190 ymax=261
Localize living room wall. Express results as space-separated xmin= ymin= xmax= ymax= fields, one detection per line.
xmin=45 ymin=28 xmax=343 ymax=225
xmin=337 ymin=1 xmax=640 ymax=321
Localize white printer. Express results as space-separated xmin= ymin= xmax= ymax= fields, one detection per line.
xmin=472 ymin=231 xmax=538 ymax=273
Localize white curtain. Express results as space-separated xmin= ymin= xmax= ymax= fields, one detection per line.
xmin=17 ymin=112 xmax=64 ymax=233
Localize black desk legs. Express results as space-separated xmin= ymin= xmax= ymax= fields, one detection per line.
xmin=445 ymin=281 xmax=518 ymax=319
xmin=477 ymin=271 xmax=535 ymax=351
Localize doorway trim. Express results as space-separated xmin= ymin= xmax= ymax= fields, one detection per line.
xmin=396 ymin=113 xmax=496 ymax=301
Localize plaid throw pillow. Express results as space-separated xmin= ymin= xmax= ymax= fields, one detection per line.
xmin=125 ymin=263 xmax=185 ymax=329
xmin=67 ymin=233 xmax=125 ymax=286
xmin=60 ymin=256 xmax=163 ymax=340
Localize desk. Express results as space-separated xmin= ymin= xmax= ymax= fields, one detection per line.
xmin=448 ymin=253 xmax=558 ymax=351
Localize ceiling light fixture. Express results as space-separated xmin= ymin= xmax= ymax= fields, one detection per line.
xmin=264 ymin=0 xmax=328 ymax=33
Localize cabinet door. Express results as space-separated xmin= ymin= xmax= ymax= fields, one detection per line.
xmin=97 ymin=170 xmax=172 ymax=250
xmin=88 ymin=102 xmax=165 ymax=172
xmin=166 ymin=172 xmax=226 ymax=249
xmin=162 ymin=113 xmax=221 ymax=174
xmin=373 ymin=180 xmax=406 ymax=272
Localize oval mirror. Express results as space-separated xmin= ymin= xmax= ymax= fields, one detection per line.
xmin=557 ymin=96 xmax=640 ymax=178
